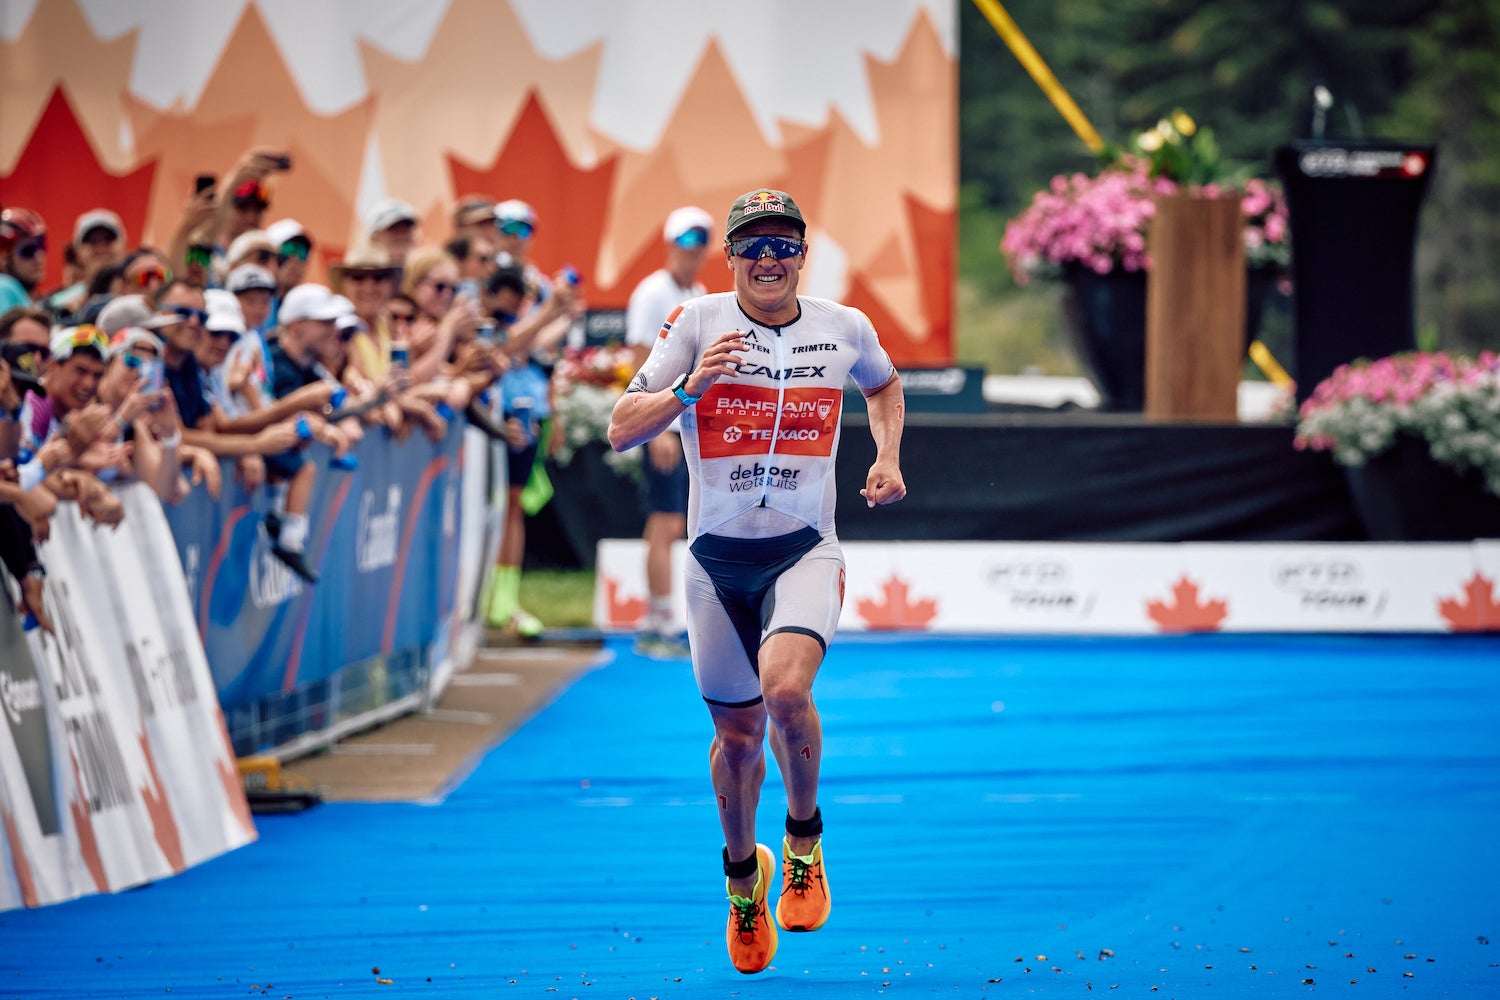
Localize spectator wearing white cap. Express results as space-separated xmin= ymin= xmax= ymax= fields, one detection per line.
xmin=39 ymin=208 xmax=126 ymax=319
xmin=622 ymin=205 xmax=714 ymax=657
xmin=223 ymin=263 xmax=279 ymax=416
xmin=366 ymin=198 xmax=419 ymax=268
xmin=267 ymin=218 xmax=313 ymax=296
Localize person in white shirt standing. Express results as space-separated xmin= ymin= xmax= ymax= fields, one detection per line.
xmin=623 ymin=206 xmax=714 ymax=658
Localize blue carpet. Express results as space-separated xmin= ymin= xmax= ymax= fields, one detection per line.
xmin=2 ymin=634 xmax=1498 ymax=998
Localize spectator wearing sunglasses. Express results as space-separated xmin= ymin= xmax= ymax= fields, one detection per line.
xmin=0 ymin=208 xmax=47 ymax=312
xmin=17 ymin=325 xmax=127 ymax=528
xmin=366 ymin=198 xmax=420 ymax=268
xmin=266 ymin=218 xmax=313 ymax=299
xmin=94 ymin=327 xmax=215 ymax=505
xmin=148 ymin=280 xmax=303 ymax=501
xmin=622 ymin=206 xmax=714 ymax=658
xmin=399 ymin=247 xmax=481 ymax=401
xmin=0 ymin=305 xmax=57 ymax=630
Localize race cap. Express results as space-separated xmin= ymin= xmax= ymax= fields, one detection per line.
xmin=493 ymin=199 xmax=537 ymax=228
xmin=96 ymin=294 xmax=174 ymax=335
xmin=49 ymin=324 xmax=110 ymax=362
xmin=106 ymin=326 xmax=165 ymax=359
xmin=266 ymin=218 xmax=309 ymax=249
xmin=724 ymin=189 xmax=805 ymax=240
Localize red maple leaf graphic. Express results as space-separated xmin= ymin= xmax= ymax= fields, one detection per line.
xmin=855 ymin=575 xmax=938 ymax=630
xmin=214 ymin=709 xmax=257 ymax=839
xmin=68 ymin=752 xmax=107 ymax=894
xmin=448 ymin=92 xmax=618 ymax=298
xmin=1438 ymin=573 xmax=1500 ymax=632
xmin=2 ymin=807 xmax=38 ymax=908
xmin=1147 ymin=576 xmax=1229 ymax=632
xmin=604 ymin=577 xmax=647 ymax=628
xmin=0 ymin=87 xmax=156 ymax=290
xmin=138 ymin=726 xmax=184 ymax=873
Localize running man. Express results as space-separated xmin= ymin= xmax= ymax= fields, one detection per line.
xmin=608 ymin=189 xmax=906 ymax=974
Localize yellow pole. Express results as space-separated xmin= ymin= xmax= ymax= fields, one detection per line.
xmin=1248 ymin=340 xmax=1294 ymax=389
xmin=970 ymin=0 xmax=1104 ymax=155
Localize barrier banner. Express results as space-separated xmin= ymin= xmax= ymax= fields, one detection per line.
xmin=162 ymin=422 xmax=469 ymax=755
xmin=596 ymin=539 xmax=1497 ymax=634
xmin=0 ymin=488 xmax=255 ymax=912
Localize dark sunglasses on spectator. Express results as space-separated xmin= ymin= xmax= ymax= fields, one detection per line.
xmin=14 ymin=239 xmax=45 ymax=259
xmin=279 ymin=240 xmax=310 ymax=262
xmin=164 ymin=305 xmax=209 ymax=325
xmin=674 ymin=227 xmax=709 ymax=249
xmin=246 ymin=248 xmax=276 ymax=265
xmin=425 ymin=280 xmax=454 ymax=295
xmin=498 ymin=219 xmax=534 ymax=239
xmin=130 ymin=266 xmax=170 ymax=289
xmin=345 ymin=269 xmax=390 ymax=283
xmin=728 ymin=235 xmax=805 ymax=260
xmin=121 ymin=351 xmax=159 ymax=371
xmin=206 ymin=327 xmax=241 ymax=342
xmin=186 ymin=244 xmax=214 ymax=268
xmin=387 ymin=311 xmax=414 ymax=324
xmin=338 ymin=327 xmax=358 ymax=342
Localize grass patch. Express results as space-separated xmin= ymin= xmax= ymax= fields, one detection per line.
xmin=520 ymin=569 xmax=597 ymax=628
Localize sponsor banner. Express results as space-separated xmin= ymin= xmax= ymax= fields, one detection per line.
xmin=0 ymin=488 xmax=254 ymax=912
xmin=596 ymin=540 xmax=1492 ymax=634
xmin=162 ymin=422 xmax=472 ymax=754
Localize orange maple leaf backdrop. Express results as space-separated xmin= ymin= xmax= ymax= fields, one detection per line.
xmin=0 ymin=1 xmax=955 ymax=364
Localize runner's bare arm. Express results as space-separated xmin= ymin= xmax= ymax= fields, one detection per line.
xmin=608 ymin=331 xmax=746 ymax=452
xmin=860 ymin=374 xmax=907 ymax=508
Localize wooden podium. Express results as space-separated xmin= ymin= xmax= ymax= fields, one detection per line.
xmin=1144 ymin=194 xmax=1245 ymax=421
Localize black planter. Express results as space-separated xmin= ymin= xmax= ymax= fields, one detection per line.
xmin=1341 ymin=434 xmax=1500 ymax=541
xmin=1061 ymin=265 xmax=1279 ymax=413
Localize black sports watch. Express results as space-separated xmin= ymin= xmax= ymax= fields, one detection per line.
xmin=671 ymin=374 xmax=702 ymax=407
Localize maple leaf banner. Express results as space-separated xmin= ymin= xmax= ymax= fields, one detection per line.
xmin=0 ymin=487 xmax=255 ymax=912
xmin=0 ymin=1 xmax=956 ymax=364
xmin=595 ymin=539 xmax=1497 ymax=635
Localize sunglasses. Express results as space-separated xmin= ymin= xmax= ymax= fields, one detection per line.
xmin=497 ymin=219 xmax=534 ymax=239
xmin=186 ymin=245 xmax=214 ymax=268
xmin=129 ymin=266 xmax=170 ymax=289
xmin=206 ymin=328 xmax=241 ymax=342
xmin=728 ymin=235 xmax=805 ymax=260
xmin=245 ymin=248 xmax=277 ymax=265
xmin=345 ymin=269 xmax=391 ymax=284
xmin=425 ymin=280 xmax=454 ymax=295
xmin=14 ymin=239 xmax=45 ymax=260
xmin=674 ymin=227 xmax=709 ymax=249
xmin=278 ymin=241 xmax=310 ymax=262
xmin=164 ymin=305 xmax=209 ymax=325
xmin=121 ymin=351 xmax=159 ymax=370
xmin=386 ymin=311 xmax=414 ymax=324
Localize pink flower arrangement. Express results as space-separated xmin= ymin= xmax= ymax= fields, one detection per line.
xmin=1294 ymin=350 xmax=1500 ymax=495
xmin=1001 ymin=156 xmax=1292 ymax=285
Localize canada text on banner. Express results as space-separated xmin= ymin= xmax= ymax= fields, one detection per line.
xmin=0 ymin=487 xmax=256 ymax=912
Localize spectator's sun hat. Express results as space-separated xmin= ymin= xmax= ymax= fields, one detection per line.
xmin=106 ymin=326 xmax=165 ymax=359
xmin=664 ymin=206 xmax=714 ymax=248
xmin=50 ymin=324 xmax=110 ymax=362
xmin=96 ymin=294 xmax=174 ymax=335
xmin=279 ymin=283 xmax=346 ymax=324
xmin=226 ymin=264 xmax=278 ymax=294
xmin=367 ymin=198 xmax=418 ymax=234
xmin=72 ymin=208 xmax=124 ymax=244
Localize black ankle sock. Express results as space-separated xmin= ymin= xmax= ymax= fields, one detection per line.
xmin=785 ymin=805 xmax=823 ymax=839
xmin=722 ymin=846 xmax=758 ymax=879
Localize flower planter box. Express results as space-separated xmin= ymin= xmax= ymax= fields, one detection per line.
xmin=1341 ymin=434 xmax=1500 ymax=541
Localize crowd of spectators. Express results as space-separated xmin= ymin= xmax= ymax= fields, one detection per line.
xmin=1 ymin=146 xmax=584 ymax=634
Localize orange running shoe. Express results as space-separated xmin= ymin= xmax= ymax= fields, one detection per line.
xmin=725 ymin=844 xmax=778 ymax=974
xmin=775 ymin=837 xmax=831 ymax=932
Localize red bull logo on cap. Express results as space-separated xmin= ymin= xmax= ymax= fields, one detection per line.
xmin=741 ymin=191 xmax=786 ymax=217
